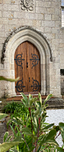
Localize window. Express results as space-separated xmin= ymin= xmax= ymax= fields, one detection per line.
xmin=61 ymin=0 xmax=64 ymax=27
xmin=60 ymin=69 xmax=64 ymax=75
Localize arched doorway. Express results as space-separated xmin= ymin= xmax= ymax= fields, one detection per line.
xmin=14 ymin=41 xmax=41 ymax=94
xmin=2 ymin=26 xmax=52 ymax=97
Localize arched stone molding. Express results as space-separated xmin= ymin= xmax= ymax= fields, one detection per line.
xmin=3 ymin=26 xmax=52 ymax=97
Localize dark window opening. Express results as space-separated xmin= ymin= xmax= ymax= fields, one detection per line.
xmin=60 ymin=69 xmax=64 ymax=75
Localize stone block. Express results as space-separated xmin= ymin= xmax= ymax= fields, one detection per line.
xmin=3 ymin=0 xmax=11 ymax=4
xmin=0 ymin=11 xmax=2 ymax=17
xmin=3 ymin=4 xmax=8 ymax=10
xmin=0 ymin=0 xmax=2 ymax=3
xmin=8 ymin=18 xmax=18 ymax=24
xmin=44 ymin=27 xmax=52 ymax=33
xmin=0 ymin=4 xmax=2 ymax=10
xmin=35 ymin=13 xmax=44 ymax=20
xmin=2 ymin=18 xmax=8 ymax=24
xmin=11 ymin=4 xmax=20 ymax=11
xmin=11 ymin=0 xmax=18 ymax=5
xmin=36 ymin=7 xmax=46 ymax=14
xmin=46 ymin=8 xmax=55 ymax=14
xmin=45 ymin=14 xmax=51 ymax=20
xmin=0 ymin=18 xmax=3 ymax=24
xmin=42 ymin=21 xmax=55 ymax=27
xmin=3 ymin=11 xmax=14 ymax=19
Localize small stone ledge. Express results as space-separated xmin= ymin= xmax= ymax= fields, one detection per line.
xmin=43 ymin=97 xmax=64 ymax=109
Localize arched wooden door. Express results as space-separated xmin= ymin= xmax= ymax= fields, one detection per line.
xmin=14 ymin=41 xmax=41 ymax=94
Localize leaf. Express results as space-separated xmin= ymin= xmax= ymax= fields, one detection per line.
xmin=9 ymin=148 xmax=18 ymax=152
xmin=45 ymin=129 xmax=57 ymax=141
xmin=30 ymin=97 xmax=38 ymax=106
xmin=44 ymin=94 xmax=53 ymax=104
xmin=0 ymin=141 xmax=23 ymax=152
xmin=29 ymin=94 xmax=32 ymax=101
xmin=42 ymin=123 xmax=54 ymax=130
xmin=22 ymin=127 xmax=32 ymax=135
xmin=0 ymin=76 xmax=19 ymax=82
xmin=38 ymin=93 xmax=42 ymax=105
xmin=3 ymin=132 xmax=9 ymax=142
xmin=21 ymin=93 xmax=28 ymax=105
xmin=10 ymin=125 xmax=16 ymax=137
xmin=0 ymin=113 xmax=8 ymax=120
xmin=59 ymin=122 xmax=64 ymax=142
xmin=59 ymin=122 xmax=64 ymax=129
xmin=40 ymin=129 xmax=57 ymax=145
xmin=57 ymin=147 xmax=64 ymax=152
xmin=37 ymin=145 xmax=41 ymax=152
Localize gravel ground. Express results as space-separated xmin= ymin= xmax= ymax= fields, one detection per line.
xmin=46 ymin=109 xmax=64 ymax=147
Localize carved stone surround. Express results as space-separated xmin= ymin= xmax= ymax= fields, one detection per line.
xmin=2 ymin=26 xmax=52 ymax=97
xmin=20 ymin=0 xmax=33 ymax=11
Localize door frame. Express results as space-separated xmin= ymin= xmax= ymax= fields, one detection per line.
xmin=3 ymin=26 xmax=52 ymax=97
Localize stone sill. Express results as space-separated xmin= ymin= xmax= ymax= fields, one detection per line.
xmin=61 ymin=27 xmax=64 ymax=29
xmin=43 ymin=97 xmax=64 ymax=109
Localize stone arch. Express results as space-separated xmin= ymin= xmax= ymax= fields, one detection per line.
xmin=3 ymin=26 xmax=52 ymax=96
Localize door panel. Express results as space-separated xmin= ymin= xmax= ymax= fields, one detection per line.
xmin=14 ymin=41 xmax=41 ymax=94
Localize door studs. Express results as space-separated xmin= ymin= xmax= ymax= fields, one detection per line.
xmin=26 ymin=62 xmax=28 ymax=68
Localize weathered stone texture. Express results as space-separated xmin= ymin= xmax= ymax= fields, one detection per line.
xmin=0 ymin=0 xmax=64 ymax=97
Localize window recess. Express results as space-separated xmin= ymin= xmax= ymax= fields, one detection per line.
xmin=60 ymin=69 xmax=64 ymax=75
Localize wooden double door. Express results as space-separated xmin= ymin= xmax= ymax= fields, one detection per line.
xmin=14 ymin=41 xmax=41 ymax=94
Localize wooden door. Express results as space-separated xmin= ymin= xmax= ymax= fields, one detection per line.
xmin=14 ymin=41 xmax=41 ymax=94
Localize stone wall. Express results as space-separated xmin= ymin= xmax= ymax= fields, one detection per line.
xmin=0 ymin=118 xmax=6 ymax=143
xmin=0 ymin=0 xmax=64 ymax=97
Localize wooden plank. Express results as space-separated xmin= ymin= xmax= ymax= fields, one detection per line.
xmin=27 ymin=41 xmax=33 ymax=92
xmin=21 ymin=42 xmax=27 ymax=92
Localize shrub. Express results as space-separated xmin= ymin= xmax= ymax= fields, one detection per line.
xmin=2 ymin=102 xmax=22 ymax=114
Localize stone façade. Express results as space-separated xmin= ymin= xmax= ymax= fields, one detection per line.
xmin=0 ymin=0 xmax=64 ymax=98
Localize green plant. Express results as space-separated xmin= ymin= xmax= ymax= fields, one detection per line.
xmin=0 ymin=76 xmax=22 ymax=152
xmin=0 ymin=93 xmax=64 ymax=152
xmin=2 ymin=93 xmax=64 ymax=152
xmin=0 ymin=113 xmax=8 ymax=120
xmin=2 ymin=102 xmax=23 ymax=114
xmin=0 ymin=75 xmax=64 ymax=152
